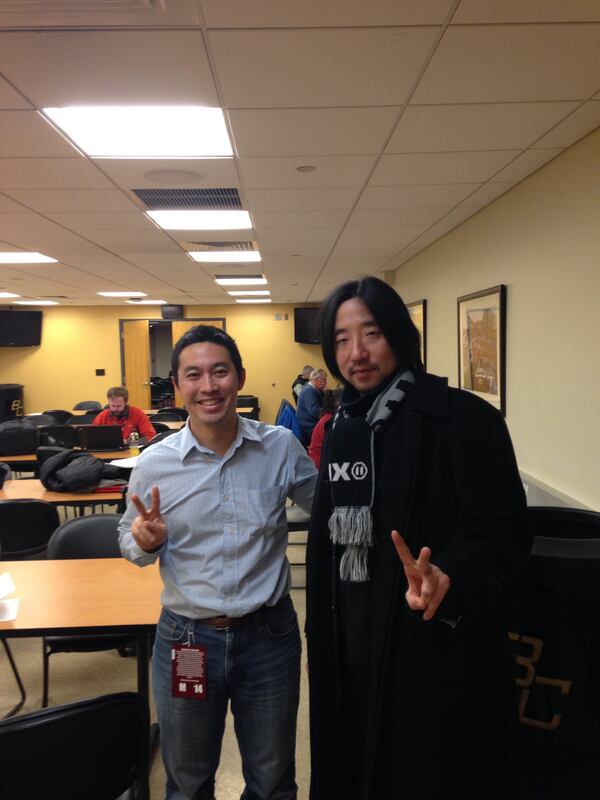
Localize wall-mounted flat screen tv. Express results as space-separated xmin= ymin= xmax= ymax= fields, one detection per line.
xmin=294 ymin=307 xmax=320 ymax=344
xmin=0 ymin=309 xmax=42 ymax=346
xmin=161 ymin=304 xmax=184 ymax=320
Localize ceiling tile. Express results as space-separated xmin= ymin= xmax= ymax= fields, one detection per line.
xmin=370 ymin=151 xmax=518 ymax=185
xmin=0 ymin=193 xmax=30 ymax=213
xmin=254 ymin=210 xmax=347 ymax=229
xmin=0 ymin=75 xmax=30 ymax=109
xmin=0 ymin=158 xmax=113 ymax=190
xmin=453 ymin=1 xmax=600 ymax=23
xmin=4 ymin=188 xmax=138 ymax=213
xmin=532 ymin=101 xmax=600 ymax=148
xmin=358 ymin=183 xmax=481 ymax=208
xmin=229 ymin=108 xmax=399 ymax=156
xmin=0 ymin=31 xmax=218 ymax=105
xmin=387 ymin=102 xmax=579 ymax=152
xmin=491 ymin=148 xmax=562 ymax=182
xmin=46 ymin=212 xmax=156 ymax=232
xmin=0 ymin=110 xmax=79 ymax=157
xmin=201 ymin=0 xmax=454 ymax=27
xmin=412 ymin=24 xmax=600 ymax=103
xmin=0 ymin=212 xmax=61 ymax=231
xmin=210 ymin=27 xmax=439 ymax=107
xmin=458 ymin=182 xmax=517 ymax=207
xmin=349 ymin=207 xmax=454 ymax=227
xmin=95 ymin=158 xmax=238 ymax=192
xmin=245 ymin=188 xmax=359 ymax=213
xmin=238 ymin=156 xmax=375 ymax=189
xmin=0 ymin=0 xmax=200 ymax=27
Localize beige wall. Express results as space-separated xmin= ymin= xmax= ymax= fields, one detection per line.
xmin=392 ymin=128 xmax=600 ymax=510
xmin=0 ymin=304 xmax=324 ymax=425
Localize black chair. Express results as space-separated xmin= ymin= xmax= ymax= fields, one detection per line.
xmin=36 ymin=445 xmax=67 ymax=466
xmin=511 ymin=506 xmax=600 ymax=799
xmin=287 ymin=505 xmax=311 ymax=590
xmin=139 ymin=429 xmax=178 ymax=451
xmin=73 ymin=400 xmax=102 ymax=410
xmin=39 ymin=424 xmax=79 ymax=448
xmin=149 ymin=420 xmax=172 ymax=433
xmin=149 ymin=412 xmax=181 ymax=422
xmin=23 ymin=413 xmax=56 ymax=426
xmin=237 ymin=395 xmax=260 ymax=420
xmin=42 ymin=514 xmax=137 ymax=708
xmin=66 ymin=412 xmax=98 ymax=425
xmin=0 ymin=499 xmax=60 ymax=717
xmin=0 ymin=692 xmax=149 ymax=800
xmin=42 ymin=409 xmax=72 ymax=424
xmin=157 ymin=406 xmax=188 ymax=420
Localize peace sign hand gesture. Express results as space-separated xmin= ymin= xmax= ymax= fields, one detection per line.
xmin=391 ymin=531 xmax=451 ymax=622
xmin=131 ymin=486 xmax=167 ymax=553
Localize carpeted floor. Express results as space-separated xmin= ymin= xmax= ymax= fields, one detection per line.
xmin=0 ymin=556 xmax=309 ymax=799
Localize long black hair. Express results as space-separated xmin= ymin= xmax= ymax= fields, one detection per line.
xmin=319 ymin=276 xmax=423 ymax=384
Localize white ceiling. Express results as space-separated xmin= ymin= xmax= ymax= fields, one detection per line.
xmin=0 ymin=0 xmax=598 ymax=306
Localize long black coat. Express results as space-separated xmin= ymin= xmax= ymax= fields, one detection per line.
xmin=306 ymin=373 xmax=530 ymax=800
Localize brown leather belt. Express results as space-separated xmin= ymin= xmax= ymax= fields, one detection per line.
xmin=200 ymin=611 xmax=259 ymax=630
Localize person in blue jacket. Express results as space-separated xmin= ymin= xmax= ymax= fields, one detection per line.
xmin=296 ymin=368 xmax=327 ymax=445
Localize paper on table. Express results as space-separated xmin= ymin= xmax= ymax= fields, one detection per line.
xmin=0 ymin=572 xmax=19 ymax=621
xmin=0 ymin=598 xmax=19 ymax=621
xmin=108 ymin=456 xmax=139 ymax=468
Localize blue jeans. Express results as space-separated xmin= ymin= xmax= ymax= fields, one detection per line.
xmin=152 ymin=595 xmax=301 ymax=800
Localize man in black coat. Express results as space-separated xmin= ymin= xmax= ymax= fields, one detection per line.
xmin=305 ymin=277 xmax=529 ymax=800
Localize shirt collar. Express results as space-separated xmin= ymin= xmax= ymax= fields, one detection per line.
xmin=176 ymin=414 xmax=261 ymax=460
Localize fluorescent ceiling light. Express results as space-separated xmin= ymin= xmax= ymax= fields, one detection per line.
xmin=0 ymin=252 xmax=57 ymax=264
xmin=42 ymin=106 xmax=233 ymax=158
xmin=97 ymin=291 xmax=147 ymax=298
xmin=215 ymin=275 xmax=267 ymax=286
xmin=227 ymin=290 xmax=270 ymax=296
xmin=148 ymin=210 xmax=252 ymax=231
xmin=125 ymin=299 xmax=167 ymax=305
xmin=235 ymin=299 xmax=272 ymax=304
xmin=189 ymin=251 xmax=261 ymax=263
xmin=0 ymin=292 xmax=20 ymax=298
xmin=14 ymin=300 xmax=58 ymax=305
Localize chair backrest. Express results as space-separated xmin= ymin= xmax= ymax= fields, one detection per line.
xmin=73 ymin=400 xmax=102 ymax=411
xmin=139 ymin=429 xmax=178 ymax=451
xmin=275 ymin=399 xmax=302 ymax=440
xmin=42 ymin=409 xmax=72 ymax=424
xmin=66 ymin=412 xmax=99 ymax=425
xmin=149 ymin=420 xmax=171 ymax=433
xmin=0 ymin=499 xmax=60 ymax=559
xmin=0 ymin=692 xmax=149 ymax=800
xmin=39 ymin=424 xmax=80 ymax=448
xmin=47 ymin=513 xmax=122 ymax=559
xmin=36 ymin=445 xmax=67 ymax=466
xmin=23 ymin=413 xmax=56 ymax=426
xmin=510 ymin=506 xmax=600 ymax=796
xmin=237 ymin=394 xmax=259 ymax=409
xmin=157 ymin=406 xmax=188 ymax=420
xmin=149 ymin=412 xmax=181 ymax=422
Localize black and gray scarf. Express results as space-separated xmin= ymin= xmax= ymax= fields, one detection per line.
xmin=327 ymin=368 xmax=416 ymax=582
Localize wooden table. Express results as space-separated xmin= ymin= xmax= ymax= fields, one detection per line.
xmin=0 ymin=558 xmax=161 ymax=799
xmin=0 ymin=479 xmax=124 ymax=507
xmin=0 ymin=448 xmax=135 ymax=473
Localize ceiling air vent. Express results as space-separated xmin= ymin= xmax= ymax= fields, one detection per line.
xmin=132 ymin=188 xmax=241 ymax=210
xmin=181 ymin=241 xmax=258 ymax=253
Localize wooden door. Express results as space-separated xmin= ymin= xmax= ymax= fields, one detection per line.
xmin=122 ymin=320 xmax=151 ymax=409
xmin=171 ymin=319 xmax=225 ymax=407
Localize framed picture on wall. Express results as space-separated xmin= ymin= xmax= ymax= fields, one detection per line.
xmin=406 ymin=299 xmax=427 ymax=370
xmin=457 ymin=285 xmax=506 ymax=415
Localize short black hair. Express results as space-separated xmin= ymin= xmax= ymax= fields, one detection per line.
xmin=171 ymin=325 xmax=244 ymax=385
xmin=319 ymin=276 xmax=423 ymax=384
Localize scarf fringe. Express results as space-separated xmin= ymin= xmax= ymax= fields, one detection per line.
xmin=328 ymin=506 xmax=373 ymax=546
xmin=339 ymin=546 xmax=370 ymax=582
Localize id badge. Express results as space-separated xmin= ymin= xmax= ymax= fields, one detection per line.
xmin=171 ymin=643 xmax=207 ymax=699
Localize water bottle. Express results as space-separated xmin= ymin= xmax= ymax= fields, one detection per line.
xmin=127 ymin=431 xmax=140 ymax=455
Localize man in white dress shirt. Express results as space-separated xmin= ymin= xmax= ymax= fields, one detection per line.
xmin=119 ymin=325 xmax=317 ymax=800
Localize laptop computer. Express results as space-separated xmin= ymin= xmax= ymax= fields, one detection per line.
xmin=76 ymin=424 xmax=128 ymax=452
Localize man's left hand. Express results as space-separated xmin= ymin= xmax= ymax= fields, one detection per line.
xmin=391 ymin=530 xmax=451 ymax=622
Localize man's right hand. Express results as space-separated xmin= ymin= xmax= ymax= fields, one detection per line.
xmin=131 ymin=486 xmax=167 ymax=552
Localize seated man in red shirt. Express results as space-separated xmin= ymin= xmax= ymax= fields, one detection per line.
xmin=93 ymin=386 xmax=156 ymax=443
